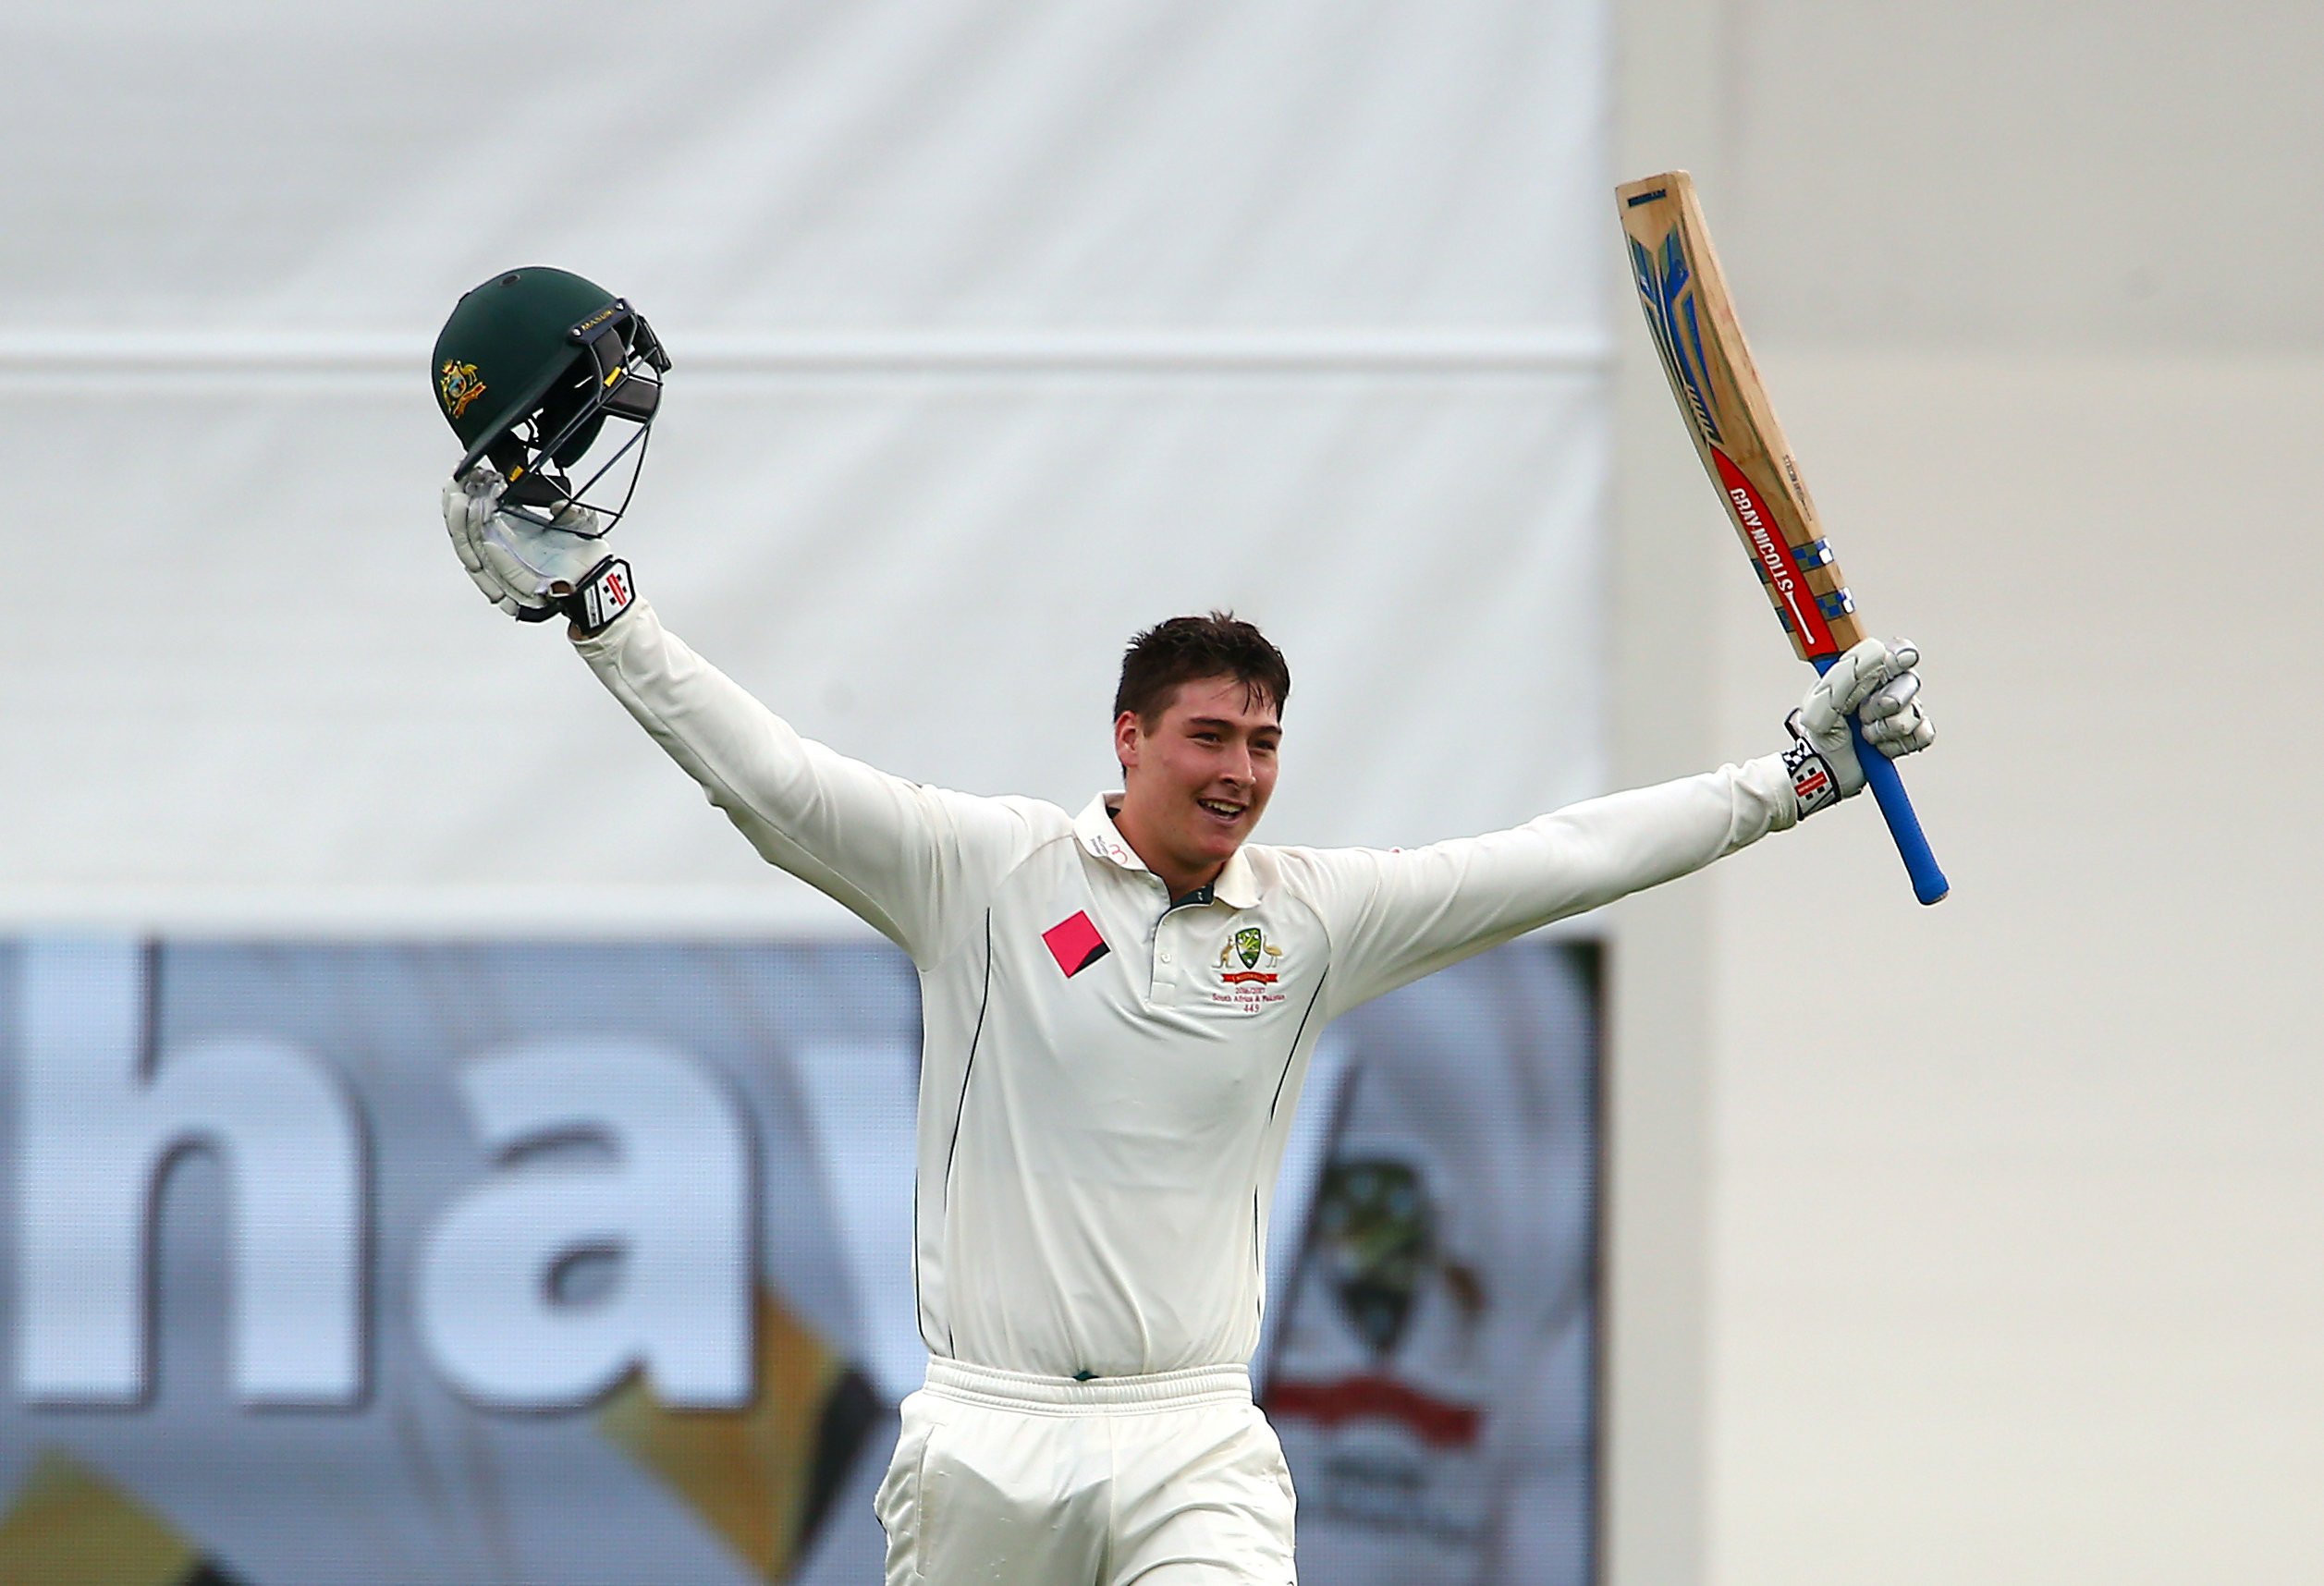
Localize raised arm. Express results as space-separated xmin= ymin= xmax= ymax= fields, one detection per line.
xmin=571 ymin=602 xmax=1035 ymax=958
xmin=441 ymin=470 xmax=1036 ymax=961
xmin=1301 ymin=636 xmax=1934 ymax=1017
xmin=1295 ymin=757 xmax=1795 ymax=1019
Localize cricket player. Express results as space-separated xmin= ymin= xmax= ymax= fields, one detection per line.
xmin=433 ymin=270 xmax=1932 ymax=1585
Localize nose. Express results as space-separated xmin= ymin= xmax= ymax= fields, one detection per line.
xmin=1222 ymin=743 xmax=1254 ymax=787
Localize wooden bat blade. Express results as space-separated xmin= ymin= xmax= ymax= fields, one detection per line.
xmin=1616 ymin=171 xmax=1861 ymax=662
xmin=1617 ymin=169 xmax=1949 ymax=905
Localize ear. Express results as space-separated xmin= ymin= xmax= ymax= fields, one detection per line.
xmin=1113 ymin=710 xmax=1144 ymax=774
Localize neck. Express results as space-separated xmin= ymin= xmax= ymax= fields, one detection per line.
xmin=1107 ymin=804 xmax=1223 ymax=900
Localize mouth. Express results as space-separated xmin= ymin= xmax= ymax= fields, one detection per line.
xmin=1195 ymin=797 xmax=1247 ymax=826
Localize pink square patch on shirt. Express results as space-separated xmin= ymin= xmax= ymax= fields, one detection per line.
xmin=1042 ymin=910 xmax=1110 ymax=978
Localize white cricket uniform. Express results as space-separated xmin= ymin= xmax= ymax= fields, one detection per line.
xmin=576 ymin=604 xmax=1801 ymax=1584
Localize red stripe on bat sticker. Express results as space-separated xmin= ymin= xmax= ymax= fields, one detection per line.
xmin=1712 ymin=447 xmax=1835 ymax=655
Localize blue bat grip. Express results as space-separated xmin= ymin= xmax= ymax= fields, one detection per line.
xmin=1814 ymin=653 xmax=1950 ymax=905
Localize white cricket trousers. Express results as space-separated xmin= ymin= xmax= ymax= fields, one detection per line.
xmin=875 ymin=1359 xmax=1298 ymax=1586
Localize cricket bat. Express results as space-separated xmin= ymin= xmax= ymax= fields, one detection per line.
xmin=1617 ymin=169 xmax=1949 ymax=905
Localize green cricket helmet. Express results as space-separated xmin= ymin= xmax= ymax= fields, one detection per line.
xmin=432 ymin=266 xmax=670 ymax=525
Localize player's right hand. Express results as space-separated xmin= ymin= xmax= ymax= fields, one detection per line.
xmin=442 ymin=469 xmax=614 ymax=622
xmin=1818 ymin=638 xmax=1934 ymax=765
xmin=1782 ymin=637 xmax=1933 ymax=815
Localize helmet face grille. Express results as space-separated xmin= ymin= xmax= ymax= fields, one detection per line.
xmin=536 ymin=360 xmax=613 ymax=469
xmin=434 ymin=268 xmax=670 ymax=530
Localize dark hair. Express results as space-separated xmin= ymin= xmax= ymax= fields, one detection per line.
xmin=1114 ymin=611 xmax=1291 ymax=725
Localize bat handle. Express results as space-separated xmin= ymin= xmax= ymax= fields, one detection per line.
xmin=1814 ymin=654 xmax=1951 ymax=905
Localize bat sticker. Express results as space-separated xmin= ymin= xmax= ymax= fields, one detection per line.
xmin=1629 ymin=234 xmax=1724 ymax=445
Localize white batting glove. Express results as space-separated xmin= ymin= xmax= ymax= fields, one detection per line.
xmin=442 ymin=469 xmax=635 ymax=630
xmin=1781 ymin=637 xmax=1935 ymax=815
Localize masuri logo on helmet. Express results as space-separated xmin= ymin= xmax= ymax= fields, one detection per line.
xmin=431 ymin=266 xmax=671 ymax=530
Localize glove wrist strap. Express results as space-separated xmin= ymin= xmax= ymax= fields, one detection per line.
xmin=557 ymin=557 xmax=637 ymax=636
xmin=1781 ymin=710 xmax=1842 ymax=819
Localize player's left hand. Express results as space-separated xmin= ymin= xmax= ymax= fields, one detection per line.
xmin=442 ymin=468 xmax=614 ymax=622
xmin=1782 ymin=638 xmax=1933 ymax=813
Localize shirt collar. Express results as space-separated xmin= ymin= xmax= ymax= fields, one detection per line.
xmin=1072 ymin=792 xmax=1261 ymax=910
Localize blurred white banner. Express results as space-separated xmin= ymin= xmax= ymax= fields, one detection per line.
xmin=0 ymin=0 xmax=1609 ymax=932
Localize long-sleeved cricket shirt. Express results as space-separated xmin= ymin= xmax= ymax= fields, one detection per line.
xmin=576 ymin=603 xmax=1801 ymax=1380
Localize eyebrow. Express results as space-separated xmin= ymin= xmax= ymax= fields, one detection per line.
xmin=1183 ymin=716 xmax=1280 ymax=738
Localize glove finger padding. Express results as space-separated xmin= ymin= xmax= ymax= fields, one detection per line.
xmin=1820 ymin=638 xmax=1911 ymax=720
xmin=1853 ymin=640 xmax=1932 ymax=760
xmin=442 ymin=468 xmax=610 ymax=620
xmin=1862 ymin=707 xmax=1935 ymax=757
xmin=1788 ymin=638 xmax=1932 ymax=811
xmin=441 ymin=478 xmax=484 ymax=577
xmin=1858 ymin=668 xmax=1921 ymax=722
xmin=444 ymin=470 xmax=525 ymax=616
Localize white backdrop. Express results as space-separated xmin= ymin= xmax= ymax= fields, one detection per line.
xmin=1604 ymin=3 xmax=2324 ymax=1584
xmin=0 ymin=0 xmax=1612 ymax=933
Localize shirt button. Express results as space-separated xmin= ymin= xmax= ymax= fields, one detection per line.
xmin=1159 ymin=951 xmax=1174 ymax=964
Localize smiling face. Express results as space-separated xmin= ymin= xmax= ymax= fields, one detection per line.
xmin=1111 ymin=674 xmax=1282 ymax=898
